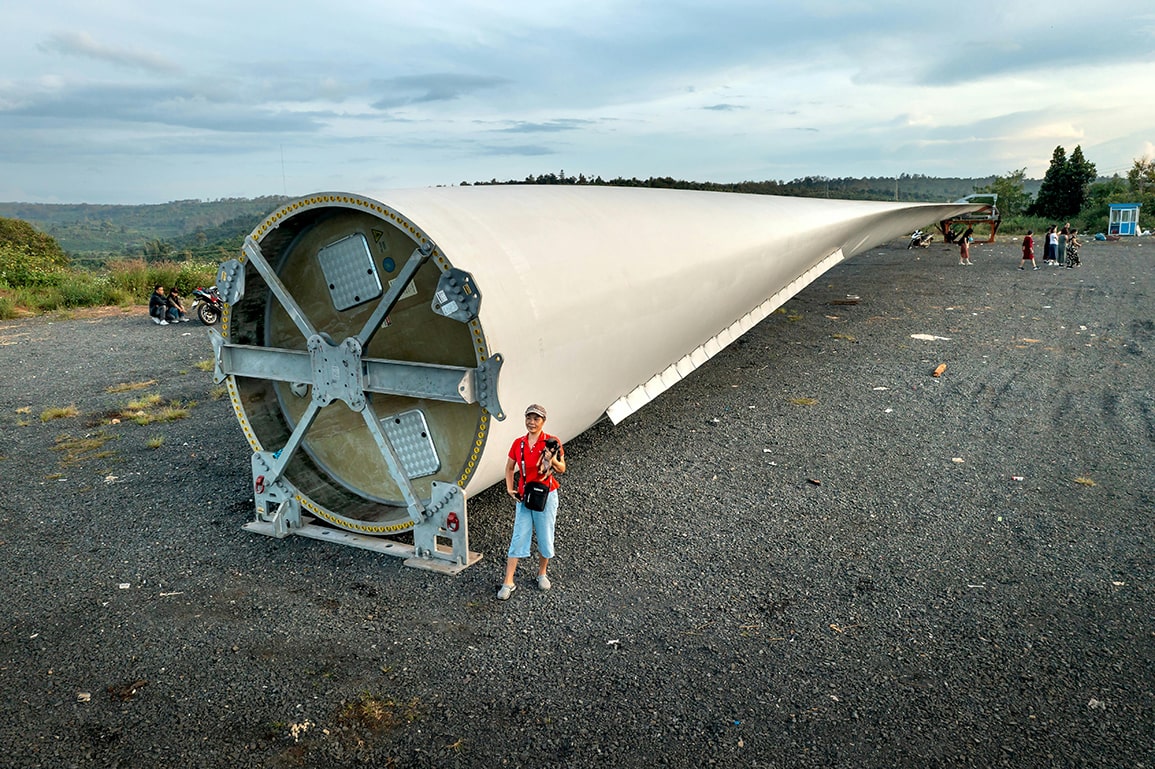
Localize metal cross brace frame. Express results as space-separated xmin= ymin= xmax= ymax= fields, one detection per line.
xmin=216 ymin=236 xmax=493 ymax=573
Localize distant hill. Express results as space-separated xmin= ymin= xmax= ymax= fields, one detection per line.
xmin=0 ymin=196 xmax=290 ymax=266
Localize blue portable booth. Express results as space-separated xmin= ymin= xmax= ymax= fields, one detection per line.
xmin=1108 ymin=203 xmax=1140 ymax=236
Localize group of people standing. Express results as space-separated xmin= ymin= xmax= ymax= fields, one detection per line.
xmin=148 ymin=285 xmax=191 ymax=324
xmin=1021 ymin=223 xmax=1082 ymax=270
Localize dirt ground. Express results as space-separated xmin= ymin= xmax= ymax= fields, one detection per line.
xmin=0 ymin=234 xmax=1152 ymax=768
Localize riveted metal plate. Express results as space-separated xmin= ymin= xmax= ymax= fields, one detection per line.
xmin=380 ymin=409 xmax=440 ymax=479
xmin=317 ymin=233 xmax=382 ymax=311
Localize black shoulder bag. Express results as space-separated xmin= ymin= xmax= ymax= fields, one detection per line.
xmin=520 ymin=438 xmax=551 ymax=512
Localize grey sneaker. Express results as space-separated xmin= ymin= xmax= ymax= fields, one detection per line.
xmin=497 ymin=583 xmax=516 ymax=601
xmin=159 ymin=319 xmax=169 ymax=325
xmin=537 ymin=574 xmax=551 ymax=591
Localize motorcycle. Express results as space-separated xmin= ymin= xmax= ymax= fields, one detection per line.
xmin=908 ymin=229 xmax=933 ymax=249
xmin=191 ymin=285 xmax=224 ymax=325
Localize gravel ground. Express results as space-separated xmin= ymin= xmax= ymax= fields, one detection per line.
xmin=1 ymin=236 xmax=1152 ymax=768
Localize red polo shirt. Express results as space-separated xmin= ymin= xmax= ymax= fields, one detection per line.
xmin=508 ymin=433 xmax=563 ymax=493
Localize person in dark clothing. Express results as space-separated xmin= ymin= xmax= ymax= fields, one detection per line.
xmin=166 ymin=287 xmax=190 ymax=322
xmin=1065 ymin=230 xmax=1082 ymax=268
xmin=149 ymin=285 xmax=169 ymax=325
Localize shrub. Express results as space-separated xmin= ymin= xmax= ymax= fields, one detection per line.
xmin=55 ymin=272 xmax=119 ymax=308
xmin=0 ymin=218 xmax=69 ymax=287
xmin=0 ymin=242 xmax=65 ymax=288
xmin=999 ymin=215 xmax=1057 ymax=236
xmin=107 ymin=258 xmax=215 ymax=303
xmin=145 ymin=262 xmax=183 ymax=298
xmin=15 ymin=285 xmax=63 ymax=312
xmin=177 ymin=261 xmax=218 ymax=292
xmin=108 ymin=258 xmax=150 ymax=298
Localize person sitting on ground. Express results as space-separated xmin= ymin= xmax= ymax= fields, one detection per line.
xmin=149 ymin=285 xmax=169 ymax=325
xmin=166 ymin=287 xmax=190 ymax=322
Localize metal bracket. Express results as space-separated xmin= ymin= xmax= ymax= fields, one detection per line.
xmin=307 ymin=334 xmax=366 ymax=410
xmin=407 ymin=482 xmax=482 ymax=574
xmin=216 ymin=258 xmax=246 ymax=305
xmin=252 ymin=451 xmax=301 ymax=537
xmin=265 ymin=498 xmax=302 ymax=538
xmin=431 ymin=268 xmax=481 ymax=322
xmin=476 ymin=353 xmax=506 ymax=420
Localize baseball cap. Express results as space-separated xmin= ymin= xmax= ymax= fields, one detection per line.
xmin=524 ymin=404 xmax=547 ymax=419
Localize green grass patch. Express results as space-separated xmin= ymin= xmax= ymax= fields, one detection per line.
xmin=146 ymin=435 xmax=165 ymax=449
xmin=126 ymin=393 xmax=164 ymax=410
xmin=195 ymin=359 xmax=215 ymax=372
xmin=789 ymin=397 xmax=819 ymax=406
xmin=119 ymin=392 xmax=192 ymax=425
xmin=40 ymin=405 xmax=79 ymax=422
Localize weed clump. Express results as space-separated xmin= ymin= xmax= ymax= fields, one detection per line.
xmin=52 ymin=432 xmax=118 ymax=466
xmin=119 ymin=393 xmax=191 ymax=425
xmin=41 ymin=405 xmax=79 ymax=422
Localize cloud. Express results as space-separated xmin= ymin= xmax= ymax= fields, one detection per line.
xmin=4 ymin=0 xmax=1155 ymax=202
xmin=478 ymin=143 xmax=555 ymax=157
xmin=39 ymin=31 xmax=180 ymax=74
xmin=2 ymin=81 xmax=328 ymax=133
xmin=369 ymin=73 xmax=509 ymax=110
xmin=498 ymin=119 xmax=596 ymax=133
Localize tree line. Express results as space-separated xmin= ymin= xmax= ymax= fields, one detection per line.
xmin=464 ymin=172 xmax=1007 ymax=203
xmin=975 ymin=145 xmax=1149 ymax=233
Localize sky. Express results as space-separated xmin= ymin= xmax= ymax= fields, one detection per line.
xmin=1 ymin=0 xmax=1153 ymax=204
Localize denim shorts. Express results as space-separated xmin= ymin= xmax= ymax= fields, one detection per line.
xmin=507 ymin=490 xmax=558 ymax=559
